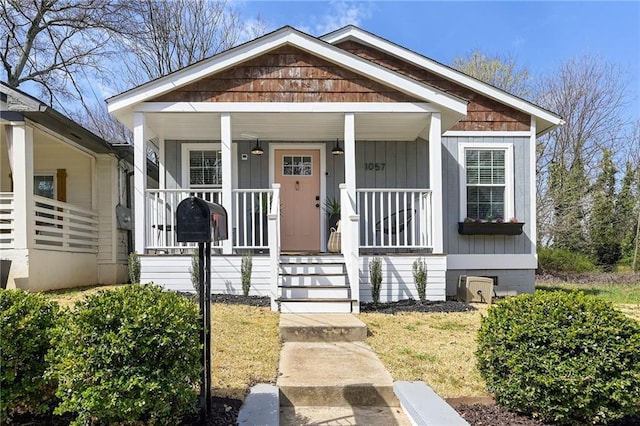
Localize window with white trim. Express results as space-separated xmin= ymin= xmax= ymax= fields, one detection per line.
xmin=181 ymin=144 xmax=222 ymax=188
xmin=459 ymin=143 xmax=514 ymax=221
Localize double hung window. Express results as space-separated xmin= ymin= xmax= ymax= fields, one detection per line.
xmin=459 ymin=143 xmax=513 ymax=221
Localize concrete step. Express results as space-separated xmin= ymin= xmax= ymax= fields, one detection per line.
xmin=280 ymin=405 xmax=411 ymax=425
xmin=279 ymin=299 xmax=353 ymax=314
xmin=279 ymin=314 xmax=367 ymax=343
xmin=280 ymin=273 xmax=347 ymax=286
xmin=278 ymin=341 xmax=399 ymax=407
xmin=280 ymin=285 xmax=350 ymax=299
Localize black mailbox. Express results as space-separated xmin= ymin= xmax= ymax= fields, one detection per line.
xmin=176 ymin=196 xmax=228 ymax=242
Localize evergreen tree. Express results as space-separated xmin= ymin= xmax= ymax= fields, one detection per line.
xmin=550 ymin=158 xmax=589 ymax=252
xmin=618 ymin=163 xmax=639 ymax=262
xmin=588 ymin=149 xmax=620 ymax=270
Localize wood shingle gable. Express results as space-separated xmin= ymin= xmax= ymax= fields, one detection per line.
xmin=335 ymin=40 xmax=530 ymax=132
xmin=149 ymin=46 xmax=422 ymax=103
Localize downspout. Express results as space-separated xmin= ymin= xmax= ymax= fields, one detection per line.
xmin=125 ymin=169 xmax=134 ymax=255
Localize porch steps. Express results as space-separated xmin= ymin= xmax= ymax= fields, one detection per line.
xmin=277 ymin=256 xmax=353 ymax=313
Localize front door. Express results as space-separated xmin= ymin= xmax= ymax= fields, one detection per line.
xmin=275 ymin=149 xmax=321 ymax=252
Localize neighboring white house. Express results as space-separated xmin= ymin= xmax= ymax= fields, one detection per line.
xmin=106 ymin=25 xmax=563 ymax=313
xmin=0 ymin=82 xmax=140 ymax=291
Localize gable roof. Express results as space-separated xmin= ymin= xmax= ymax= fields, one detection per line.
xmin=106 ymin=26 xmax=468 ymax=130
xmin=321 ymin=26 xmax=563 ymax=136
xmin=1 ymin=81 xmax=120 ymax=155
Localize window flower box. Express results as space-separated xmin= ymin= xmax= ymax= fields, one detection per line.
xmin=458 ymin=222 xmax=524 ymax=236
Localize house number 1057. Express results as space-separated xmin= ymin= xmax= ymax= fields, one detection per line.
xmin=364 ymin=162 xmax=386 ymax=171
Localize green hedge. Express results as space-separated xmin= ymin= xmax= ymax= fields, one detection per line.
xmin=47 ymin=284 xmax=201 ymax=425
xmin=537 ymin=247 xmax=597 ymax=274
xmin=477 ymin=291 xmax=640 ymax=424
xmin=0 ymin=290 xmax=60 ymax=421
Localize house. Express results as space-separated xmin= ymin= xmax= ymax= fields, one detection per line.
xmin=106 ymin=26 xmax=562 ymax=313
xmin=0 ymin=82 xmax=143 ymax=291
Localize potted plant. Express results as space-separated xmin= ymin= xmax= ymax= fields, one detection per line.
xmin=1 ymin=258 xmax=11 ymax=289
xmin=458 ymin=216 xmax=524 ymax=235
xmin=323 ymin=197 xmax=341 ymax=230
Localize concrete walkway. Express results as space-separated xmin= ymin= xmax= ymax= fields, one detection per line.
xmin=277 ymin=314 xmax=411 ymax=425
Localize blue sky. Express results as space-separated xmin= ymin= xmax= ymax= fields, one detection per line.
xmin=236 ymin=1 xmax=640 ymax=121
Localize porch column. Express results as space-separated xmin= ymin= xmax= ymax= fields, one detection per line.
xmin=10 ymin=124 xmax=34 ymax=250
xmin=343 ymin=113 xmax=360 ymax=313
xmin=220 ymin=113 xmax=233 ymax=254
xmin=428 ymin=113 xmax=444 ymax=253
xmin=133 ymin=112 xmax=147 ymax=254
xmin=344 ymin=113 xmax=356 ymax=195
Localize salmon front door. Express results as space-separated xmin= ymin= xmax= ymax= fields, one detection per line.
xmin=275 ymin=149 xmax=321 ymax=252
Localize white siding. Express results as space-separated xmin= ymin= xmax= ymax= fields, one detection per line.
xmin=140 ymin=254 xmax=272 ymax=296
xmin=96 ymin=155 xmax=130 ymax=284
xmin=32 ymin=128 xmax=93 ymax=210
xmin=358 ymin=255 xmax=447 ymax=302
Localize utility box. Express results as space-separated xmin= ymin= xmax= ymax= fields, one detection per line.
xmin=457 ymin=275 xmax=494 ymax=304
xmin=176 ymin=196 xmax=228 ymax=243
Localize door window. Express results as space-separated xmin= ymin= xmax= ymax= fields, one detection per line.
xmin=282 ymin=155 xmax=312 ymax=176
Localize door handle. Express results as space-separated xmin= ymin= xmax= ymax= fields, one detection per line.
xmin=315 ymin=203 xmax=320 ymax=208
xmin=295 ymin=181 xmax=300 ymax=190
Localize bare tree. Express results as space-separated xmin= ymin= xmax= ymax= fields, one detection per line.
xmin=0 ymin=0 xmax=133 ymax=105
xmin=536 ymin=56 xmax=629 ymax=247
xmin=116 ymin=0 xmax=266 ymax=87
xmin=452 ymin=50 xmax=531 ymax=99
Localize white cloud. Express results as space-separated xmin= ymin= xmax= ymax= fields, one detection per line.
xmin=312 ymin=1 xmax=373 ymax=35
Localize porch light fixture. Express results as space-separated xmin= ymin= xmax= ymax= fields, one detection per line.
xmin=251 ymin=139 xmax=264 ymax=155
xmin=331 ymin=139 xmax=344 ymax=155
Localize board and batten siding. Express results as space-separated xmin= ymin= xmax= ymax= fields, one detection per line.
xmin=167 ymin=139 xmax=429 ymax=200
xmin=359 ymin=255 xmax=446 ymax=302
xmin=140 ymin=254 xmax=272 ymax=295
xmin=442 ymin=135 xmax=534 ymax=256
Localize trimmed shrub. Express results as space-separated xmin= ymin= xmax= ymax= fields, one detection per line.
xmin=0 ymin=290 xmax=59 ymax=420
xmin=47 ymin=285 xmax=201 ymax=426
xmin=537 ymin=247 xmax=597 ymax=274
xmin=241 ymin=254 xmax=253 ymax=297
xmin=477 ymin=291 xmax=640 ymax=425
xmin=190 ymin=247 xmax=200 ymax=293
xmin=128 ymin=252 xmax=140 ymax=284
xmin=369 ymin=257 xmax=382 ymax=304
xmin=412 ymin=258 xmax=428 ymax=302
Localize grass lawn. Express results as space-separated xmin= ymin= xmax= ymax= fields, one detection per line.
xmin=359 ymin=308 xmax=489 ymax=398
xmin=45 ymin=285 xmax=281 ymax=402
xmin=359 ymin=279 xmax=640 ymax=399
xmin=43 ymin=279 xmax=639 ymax=401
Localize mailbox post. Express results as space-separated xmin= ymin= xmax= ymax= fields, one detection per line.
xmin=176 ymin=197 xmax=228 ymax=422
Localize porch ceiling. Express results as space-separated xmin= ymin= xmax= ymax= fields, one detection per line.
xmin=144 ymin=112 xmax=431 ymax=141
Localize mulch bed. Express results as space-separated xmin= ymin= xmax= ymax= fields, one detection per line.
xmin=360 ymin=298 xmax=475 ymax=313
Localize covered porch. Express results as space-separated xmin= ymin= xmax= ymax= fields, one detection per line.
xmin=131 ymin=106 xmax=447 ymax=312
xmin=0 ymin=121 xmax=122 ymax=291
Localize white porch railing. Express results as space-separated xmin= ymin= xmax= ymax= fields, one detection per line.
xmin=145 ymin=189 xmax=223 ymax=251
xmin=0 ymin=193 xmax=15 ymax=250
xmin=32 ymin=195 xmax=99 ymax=253
xmin=145 ymin=188 xmax=279 ymax=252
xmin=356 ymin=189 xmax=433 ymax=249
xmin=233 ymin=188 xmax=276 ymax=250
